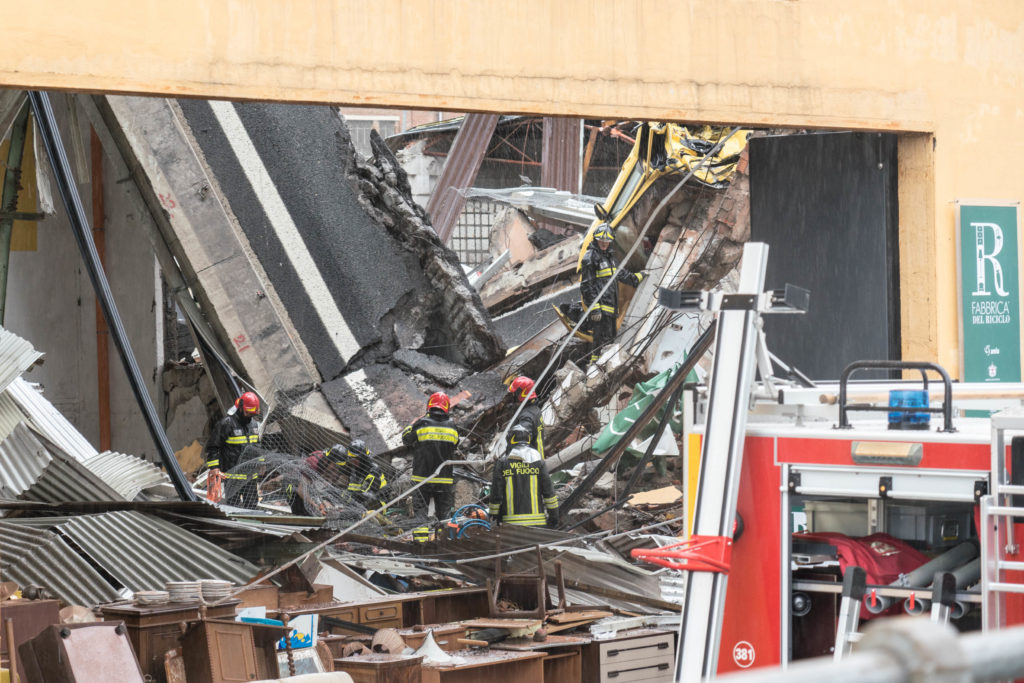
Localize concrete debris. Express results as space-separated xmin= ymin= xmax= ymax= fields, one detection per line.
xmin=391 ymin=349 xmax=470 ymax=388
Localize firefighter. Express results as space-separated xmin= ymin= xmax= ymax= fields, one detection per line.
xmin=319 ymin=443 xmax=349 ymax=487
xmin=507 ymin=376 xmax=544 ymax=458
xmin=347 ymin=442 xmax=389 ymax=511
xmin=580 ymin=222 xmax=643 ymax=365
xmin=204 ymin=391 xmax=262 ymax=508
xmin=488 ymin=425 xmax=559 ymax=528
xmin=402 ymin=392 xmax=459 ymax=542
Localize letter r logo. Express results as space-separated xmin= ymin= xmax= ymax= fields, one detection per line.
xmin=973 ymin=222 xmax=1008 ymax=297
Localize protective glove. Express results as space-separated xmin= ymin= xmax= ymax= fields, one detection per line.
xmin=490 ymin=514 xmax=502 ymax=527
xmin=546 ymin=510 xmax=560 ymax=529
xmin=589 ymin=310 xmax=602 ymax=322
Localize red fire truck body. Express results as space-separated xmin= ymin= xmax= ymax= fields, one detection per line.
xmin=687 ymin=394 xmax=1024 ymax=676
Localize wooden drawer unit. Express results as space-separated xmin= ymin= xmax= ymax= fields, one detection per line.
xmin=583 ymin=629 xmax=675 ymax=683
xmin=359 ymin=603 xmax=401 ymax=624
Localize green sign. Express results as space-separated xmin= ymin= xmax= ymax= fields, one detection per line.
xmin=957 ymin=202 xmax=1022 ymax=382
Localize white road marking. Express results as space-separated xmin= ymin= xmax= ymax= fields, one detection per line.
xmin=209 ymin=100 xmax=361 ymax=365
xmin=341 ymin=369 xmax=405 ymax=450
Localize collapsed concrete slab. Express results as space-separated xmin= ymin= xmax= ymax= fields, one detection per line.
xmin=102 ymin=96 xmax=505 ymax=453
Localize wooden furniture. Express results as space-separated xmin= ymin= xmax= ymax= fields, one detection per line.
xmin=580 ymin=629 xmax=675 ymax=683
xmin=19 ymin=622 xmax=144 ymax=683
xmin=179 ymin=618 xmax=287 ymax=683
xmin=494 ymin=634 xmax=589 ymax=683
xmin=100 ymin=600 xmax=239 ymax=683
xmin=420 ymin=649 xmax=544 ymax=683
xmin=0 ymin=598 xmax=60 ymax=683
xmin=334 ymin=653 xmax=422 ymax=683
xmin=282 ymin=599 xmax=404 ymax=636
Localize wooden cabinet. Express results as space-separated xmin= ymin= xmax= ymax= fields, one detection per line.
xmin=0 ymin=598 xmax=60 ymax=683
xmin=100 ymin=600 xmax=239 ymax=683
xmin=581 ymin=629 xmax=675 ymax=683
xmin=289 ymin=600 xmax=403 ymax=636
xmin=179 ymin=619 xmax=285 ymax=683
xmin=334 ymin=653 xmax=422 ymax=683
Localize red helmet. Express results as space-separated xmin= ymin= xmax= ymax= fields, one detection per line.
xmin=234 ymin=391 xmax=260 ymax=416
xmin=427 ymin=392 xmax=450 ymax=414
xmin=508 ymin=376 xmax=536 ymax=402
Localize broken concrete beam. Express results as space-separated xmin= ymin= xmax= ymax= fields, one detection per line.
xmin=391 ymin=349 xmax=470 ymax=388
xmin=480 ymin=235 xmax=583 ymax=314
xmin=489 ymin=206 xmax=537 ymax=266
xmin=100 ymin=96 xmax=319 ymax=400
xmin=360 ymin=131 xmax=505 ymax=371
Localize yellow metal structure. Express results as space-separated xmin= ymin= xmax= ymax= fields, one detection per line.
xmin=577 ymin=123 xmax=751 ymax=270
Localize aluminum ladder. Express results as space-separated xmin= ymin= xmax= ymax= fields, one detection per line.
xmin=981 ymin=408 xmax=1024 ymax=632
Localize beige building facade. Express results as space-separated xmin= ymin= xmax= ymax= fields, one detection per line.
xmin=2 ymin=0 xmax=1022 ymax=376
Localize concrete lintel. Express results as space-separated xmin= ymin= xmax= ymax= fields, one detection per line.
xmin=100 ymin=95 xmax=319 ymax=399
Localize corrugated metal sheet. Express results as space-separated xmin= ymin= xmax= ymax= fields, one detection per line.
xmin=25 ymin=457 xmax=127 ymax=503
xmin=0 ymin=326 xmax=43 ymax=395
xmin=0 ymin=423 xmax=125 ymax=502
xmin=83 ymin=451 xmax=171 ymax=500
xmin=56 ymin=510 xmax=258 ymax=591
xmin=7 ymin=377 xmax=97 ymax=462
xmin=425 ymin=113 xmax=500 ymax=242
xmin=0 ymin=422 xmax=48 ymax=495
xmin=541 ymin=118 xmax=581 ymax=194
xmin=0 ymin=392 xmax=27 ymax=443
xmin=0 ymin=520 xmax=121 ymax=606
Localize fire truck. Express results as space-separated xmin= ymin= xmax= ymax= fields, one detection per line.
xmin=633 ymin=242 xmax=1024 ymax=681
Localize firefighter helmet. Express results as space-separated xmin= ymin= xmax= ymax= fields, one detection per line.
xmin=508 ymin=376 xmax=537 ymax=402
xmin=348 ymin=439 xmax=369 ymax=458
xmin=427 ymin=392 xmax=450 ymax=414
xmin=234 ymin=391 xmax=260 ymax=416
xmin=593 ymin=222 xmax=615 ymax=243
xmin=506 ymin=425 xmax=532 ymax=446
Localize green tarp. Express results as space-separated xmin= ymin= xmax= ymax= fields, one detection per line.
xmin=592 ymin=362 xmax=696 ymax=458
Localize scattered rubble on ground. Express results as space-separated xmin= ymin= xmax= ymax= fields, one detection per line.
xmin=0 ymin=116 xmax=755 ymax=682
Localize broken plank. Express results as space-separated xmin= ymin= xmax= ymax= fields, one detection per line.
xmin=547 ymin=610 xmax=612 ymax=624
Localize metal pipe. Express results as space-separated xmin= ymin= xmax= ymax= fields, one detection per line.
xmin=29 ymin=91 xmax=196 ymax=501
xmin=90 ymin=126 xmax=112 ymax=452
xmin=865 ymin=541 xmax=978 ymax=614
xmin=718 ymin=618 xmax=1024 ymax=683
xmin=0 ymin=101 xmax=31 ymax=324
xmin=903 ymin=557 xmax=980 ymax=617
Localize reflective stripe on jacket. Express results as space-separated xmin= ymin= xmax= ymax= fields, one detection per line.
xmin=488 ymin=444 xmax=558 ymax=527
xmin=402 ymin=411 xmax=459 ymax=486
xmin=204 ymin=413 xmax=260 ymax=472
xmin=579 ymin=245 xmax=642 ymax=315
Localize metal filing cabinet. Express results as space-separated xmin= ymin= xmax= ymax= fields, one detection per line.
xmin=581 ymin=629 xmax=675 ymax=682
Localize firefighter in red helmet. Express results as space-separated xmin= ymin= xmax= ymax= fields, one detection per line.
xmin=402 ymin=392 xmax=460 ymax=542
xmin=508 ymin=376 xmax=545 ymax=459
xmin=204 ymin=391 xmax=262 ymax=508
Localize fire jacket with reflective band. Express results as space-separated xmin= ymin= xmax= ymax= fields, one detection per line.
xmin=579 ymin=244 xmax=642 ymax=315
xmin=346 ymin=455 xmax=387 ymax=494
xmin=402 ymin=411 xmax=459 ymax=486
xmin=321 ymin=446 xmax=348 ymax=474
xmin=488 ymin=444 xmax=558 ymax=526
xmin=514 ymin=401 xmax=545 ymax=458
xmin=204 ymin=412 xmax=260 ymax=479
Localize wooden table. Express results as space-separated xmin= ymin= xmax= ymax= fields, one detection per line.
xmin=100 ymin=600 xmax=239 ymax=683
xmin=494 ymin=634 xmax=589 ymax=683
xmin=421 ymin=649 xmax=544 ymax=683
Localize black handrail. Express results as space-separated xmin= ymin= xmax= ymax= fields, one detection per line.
xmin=837 ymin=360 xmax=955 ymax=432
